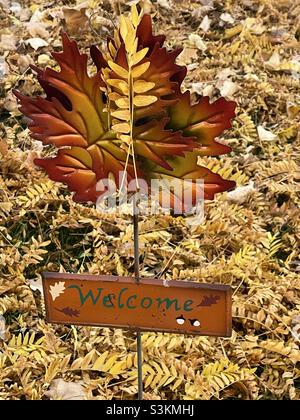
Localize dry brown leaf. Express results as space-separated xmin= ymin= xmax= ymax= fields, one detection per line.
xmin=0 ymin=139 xmax=8 ymax=156
xmin=0 ymin=315 xmax=6 ymax=341
xmin=24 ymin=38 xmax=49 ymax=50
xmin=257 ymin=125 xmax=278 ymax=141
xmin=188 ymin=33 xmax=207 ymax=51
xmin=45 ymin=379 xmax=87 ymax=400
xmin=0 ymin=34 xmax=18 ymax=51
xmin=227 ymin=181 xmax=255 ymax=204
xmin=63 ymin=8 xmax=89 ymax=34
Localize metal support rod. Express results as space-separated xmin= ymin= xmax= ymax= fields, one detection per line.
xmin=136 ymin=330 xmax=143 ymax=400
xmin=133 ymin=202 xmax=143 ymax=400
xmin=133 ymin=212 xmax=140 ymax=284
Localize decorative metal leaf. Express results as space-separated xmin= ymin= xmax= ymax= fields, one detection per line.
xmin=14 ymin=33 xmax=107 ymax=146
xmin=167 ymin=91 xmax=236 ymax=156
xmin=13 ymin=34 xmax=137 ymax=200
xmin=34 ymin=144 xmax=137 ymax=202
xmin=143 ymin=151 xmax=236 ymax=212
xmin=133 ymin=118 xmax=196 ymax=170
xmin=14 ymin=6 xmax=236 ymax=209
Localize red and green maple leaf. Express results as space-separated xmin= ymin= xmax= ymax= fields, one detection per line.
xmin=14 ymin=6 xmax=236 ymax=209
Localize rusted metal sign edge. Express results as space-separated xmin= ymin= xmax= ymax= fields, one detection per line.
xmin=42 ymin=272 xmax=232 ymax=337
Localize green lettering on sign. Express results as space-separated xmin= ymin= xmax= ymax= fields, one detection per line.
xmin=156 ymin=297 xmax=180 ymax=311
xmin=141 ymin=297 xmax=153 ymax=309
xmin=118 ymin=288 xmax=128 ymax=309
xmin=126 ymin=295 xmax=137 ymax=309
xmin=183 ymin=299 xmax=193 ymax=311
xmin=68 ymin=285 xmax=103 ymax=306
xmin=103 ymin=295 xmax=114 ymax=308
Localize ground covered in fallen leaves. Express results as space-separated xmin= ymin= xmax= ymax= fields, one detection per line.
xmin=0 ymin=0 xmax=300 ymax=400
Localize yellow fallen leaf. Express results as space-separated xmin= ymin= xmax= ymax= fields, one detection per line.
xmin=286 ymin=102 xmax=300 ymax=119
xmin=109 ymin=360 xmax=126 ymax=376
xmin=102 ymin=355 xmax=119 ymax=372
xmin=224 ymin=24 xmax=243 ymax=39
xmin=93 ymin=351 xmax=109 ymax=371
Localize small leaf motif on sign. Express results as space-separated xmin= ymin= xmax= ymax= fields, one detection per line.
xmin=198 ymin=295 xmax=221 ymax=307
xmin=55 ymin=307 xmax=80 ymax=318
xmin=49 ymin=282 xmax=66 ymax=301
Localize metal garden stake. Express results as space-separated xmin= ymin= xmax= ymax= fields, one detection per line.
xmin=14 ymin=5 xmax=236 ymax=401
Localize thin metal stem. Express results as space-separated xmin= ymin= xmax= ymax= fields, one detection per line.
xmin=133 ymin=200 xmax=143 ymax=400
xmin=136 ymin=330 xmax=143 ymax=400
xmin=133 ymin=212 xmax=140 ymax=284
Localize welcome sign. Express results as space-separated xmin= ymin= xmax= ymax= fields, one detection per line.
xmin=42 ymin=273 xmax=232 ymax=337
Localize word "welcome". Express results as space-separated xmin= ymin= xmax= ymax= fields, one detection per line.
xmin=68 ymin=285 xmax=194 ymax=313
